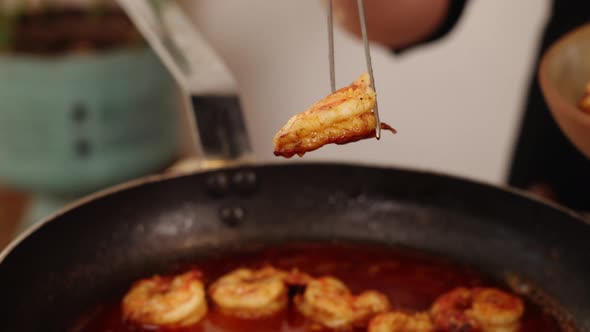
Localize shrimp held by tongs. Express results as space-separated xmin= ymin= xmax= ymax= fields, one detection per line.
xmin=273 ymin=72 xmax=396 ymax=158
xmin=273 ymin=0 xmax=395 ymax=158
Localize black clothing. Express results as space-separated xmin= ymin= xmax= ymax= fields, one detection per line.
xmin=509 ymin=1 xmax=590 ymax=211
xmin=397 ymin=1 xmax=590 ymax=211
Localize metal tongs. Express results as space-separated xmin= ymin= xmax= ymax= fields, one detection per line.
xmin=327 ymin=0 xmax=382 ymax=139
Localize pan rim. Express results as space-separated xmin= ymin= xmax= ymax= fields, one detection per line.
xmin=1 ymin=161 xmax=587 ymax=263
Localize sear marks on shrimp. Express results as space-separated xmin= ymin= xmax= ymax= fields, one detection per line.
xmin=579 ymin=82 xmax=590 ymax=113
xmin=273 ymin=72 xmax=396 ymax=158
xmin=369 ymin=311 xmax=435 ymax=332
xmin=209 ymin=266 xmax=308 ymax=319
xmin=430 ymin=287 xmax=525 ymax=332
xmin=121 ymin=269 xmax=207 ymax=328
xmin=295 ymin=276 xmax=390 ymax=330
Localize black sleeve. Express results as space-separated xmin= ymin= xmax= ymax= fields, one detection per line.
xmin=392 ymin=0 xmax=469 ymax=54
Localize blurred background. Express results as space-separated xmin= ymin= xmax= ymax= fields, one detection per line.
xmin=0 ymin=0 xmax=554 ymax=247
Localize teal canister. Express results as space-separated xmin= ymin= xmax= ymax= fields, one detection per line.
xmin=0 ymin=47 xmax=182 ymax=215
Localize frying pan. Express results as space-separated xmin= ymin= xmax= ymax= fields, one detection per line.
xmin=0 ymin=162 xmax=589 ymax=332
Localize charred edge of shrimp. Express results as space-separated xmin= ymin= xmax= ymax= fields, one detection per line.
xmin=273 ymin=122 xmax=397 ymax=158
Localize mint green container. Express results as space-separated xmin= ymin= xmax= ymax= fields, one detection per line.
xmin=0 ymin=47 xmax=181 ymax=196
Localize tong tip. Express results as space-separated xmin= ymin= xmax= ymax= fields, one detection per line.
xmin=356 ymin=0 xmax=381 ymax=140
xmin=374 ymin=104 xmax=381 ymax=139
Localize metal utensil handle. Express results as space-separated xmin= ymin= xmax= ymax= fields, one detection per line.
xmin=117 ymin=0 xmax=253 ymax=167
xmin=357 ymin=0 xmax=381 ymax=139
xmin=326 ymin=0 xmax=381 ymax=139
xmin=117 ymin=0 xmax=237 ymax=95
xmin=327 ymin=0 xmax=336 ymax=93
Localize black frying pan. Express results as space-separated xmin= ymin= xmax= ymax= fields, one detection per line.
xmin=0 ymin=162 xmax=589 ymax=331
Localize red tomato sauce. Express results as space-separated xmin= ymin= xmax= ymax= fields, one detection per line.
xmin=70 ymin=243 xmax=564 ymax=332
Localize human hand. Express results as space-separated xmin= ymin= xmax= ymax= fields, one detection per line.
xmin=325 ymin=0 xmax=450 ymax=49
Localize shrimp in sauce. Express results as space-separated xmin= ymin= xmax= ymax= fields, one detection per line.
xmin=430 ymin=287 xmax=525 ymax=332
xmin=121 ymin=269 xmax=207 ymax=328
xmin=295 ymin=276 xmax=390 ymax=330
xmin=209 ymin=266 xmax=310 ymax=319
xmin=72 ymin=244 xmax=562 ymax=332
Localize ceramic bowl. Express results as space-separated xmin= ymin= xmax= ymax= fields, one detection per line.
xmin=539 ymin=23 xmax=590 ymax=159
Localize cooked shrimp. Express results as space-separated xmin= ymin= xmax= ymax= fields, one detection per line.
xmin=273 ymin=72 xmax=396 ymax=158
xmin=353 ymin=290 xmax=394 ymax=326
xmin=469 ymin=288 xmax=526 ymax=332
xmin=579 ymin=82 xmax=590 ymax=113
xmin=122 ymin=269 xmax=207 ymax=328
xmin=295 ymin=276 xmax=390 ymax=330
xmin=431 ymin=287 xmax=525 ymax=332
xmin=369 ymin=312 xmax=435 ymax=332
xmin=209 ymin=266 xmax=299 ymax=319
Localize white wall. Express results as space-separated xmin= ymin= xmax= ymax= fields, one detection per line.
xmin=180 ymin=0 xmax=550 ymax=185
